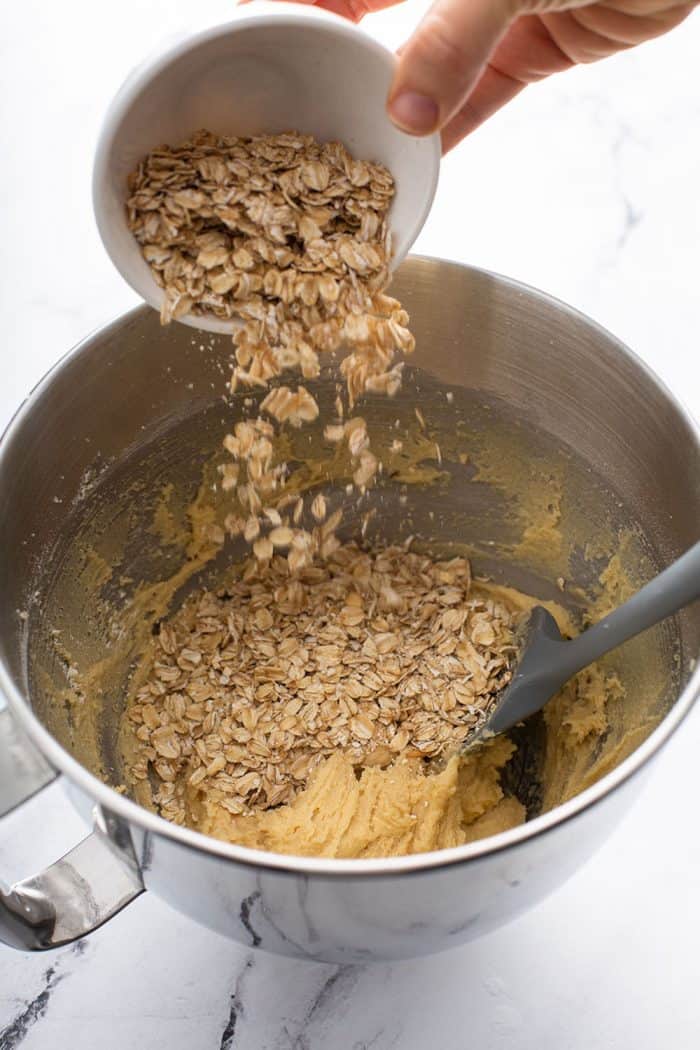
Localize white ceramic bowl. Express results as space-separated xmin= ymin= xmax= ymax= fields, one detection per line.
xmin=92 ymin=2 xmax=441 ymax=334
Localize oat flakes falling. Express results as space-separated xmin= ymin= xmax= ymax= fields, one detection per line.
xmin=125 ymin=129 xmax=416 ymax=395
xmin=124 ymin=134 xmax=523 ymax=830
xmin=127 ymin=130 xmax=416 ymax=563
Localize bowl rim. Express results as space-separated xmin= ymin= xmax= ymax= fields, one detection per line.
xmin=2 ymin=257 xmax=699 ymax=878
xmin=91 ymin=4 xmax=442 ymax=334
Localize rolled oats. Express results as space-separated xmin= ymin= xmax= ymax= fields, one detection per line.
xmin=127 ymin=131 xmax=417 ymax=567
xmin=127 ymin=544 xmax=520 ymax=823
xmin=122 ymin=132 xmax=511 ymax=834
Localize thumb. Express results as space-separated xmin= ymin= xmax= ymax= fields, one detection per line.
xmin=388 ymin=0 xmax=516 ymax=135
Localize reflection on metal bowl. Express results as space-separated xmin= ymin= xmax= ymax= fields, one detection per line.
xmin=1 ymin=257 xmax=698 ymax=961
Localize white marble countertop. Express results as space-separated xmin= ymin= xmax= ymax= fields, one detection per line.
xmin=1 ymin=1 xmax=699 ymax=1047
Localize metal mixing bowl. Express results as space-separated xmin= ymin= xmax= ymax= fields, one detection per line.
xmin=1 ymin=257 xmax=698 ymax=961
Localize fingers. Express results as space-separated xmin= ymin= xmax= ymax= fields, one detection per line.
xmin=440 ymin=64 xmax=525 ymax=152
xmin=564 ymin=1 xmax=696 ymax=46
xmin=387 ymin=0 xmax=516 ymax=135
xmin=238 ymin=0 xmax=404 ymax=23
xmin=440 ymin=12 xmax=578 ymax=151
xmin=337 ymin=0 xmax=407 ymax=21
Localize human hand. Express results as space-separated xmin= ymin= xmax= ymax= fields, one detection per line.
xmin=271 ymin=0 xmax=697 ymax=151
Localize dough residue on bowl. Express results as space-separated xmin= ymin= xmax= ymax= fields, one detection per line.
xmin=40 ymin=133 xmax=662 ymax=862
xmin=199 ymin=741 xmax=524 ymax=859
xmin=119 ymin=531 xmax=623 ymax=859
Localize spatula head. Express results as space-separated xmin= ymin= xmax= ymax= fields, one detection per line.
xmin=467 ymin=606 xmax=567 ymax=746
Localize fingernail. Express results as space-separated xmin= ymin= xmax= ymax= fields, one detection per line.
xmin=389 ymin=92 xmax=439 ymax=135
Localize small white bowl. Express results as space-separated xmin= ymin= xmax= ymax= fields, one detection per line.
xmin=92 ymin=2 xmax=441 ymax=335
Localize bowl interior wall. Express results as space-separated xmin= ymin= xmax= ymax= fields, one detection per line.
xmin=1 ymin=259 xmax=697 ymax=825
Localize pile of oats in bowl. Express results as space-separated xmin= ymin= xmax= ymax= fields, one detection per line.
xmin=125 ymin=130 xmax=522 ymax=839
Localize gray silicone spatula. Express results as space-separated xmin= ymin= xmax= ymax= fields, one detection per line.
xmin=468 ymin=539 xmax=700 ymax=746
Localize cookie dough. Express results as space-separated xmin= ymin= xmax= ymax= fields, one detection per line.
xmin=197 ymin=735 xmax=524 ymax=858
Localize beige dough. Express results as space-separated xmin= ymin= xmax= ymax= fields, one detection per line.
xmin=119 ymin=565 xmax=622 ymax=861
xmin=197 ymin=736 xmax=524 ymax=858
xmin=44 ymin=418 xmax=657 ymax=864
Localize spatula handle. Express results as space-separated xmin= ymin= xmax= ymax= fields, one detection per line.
xmin=564 ymin=539 xmax=700 ymax=676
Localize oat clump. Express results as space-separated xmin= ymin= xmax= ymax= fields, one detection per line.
xmin=123 ymin=134 xmax=514 ymax=831
xmin=127 ymin=544 xmax=519 ymax=824
xmin=126 ymin=129 xmax=414 ymax=403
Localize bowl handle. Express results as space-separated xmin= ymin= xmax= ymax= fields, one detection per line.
xmin=0 ymin=707 xmax=144 ymax=951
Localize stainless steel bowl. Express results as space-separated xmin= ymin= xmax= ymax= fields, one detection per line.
xmin=1 ymin=257 xmax=698 ymax=962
